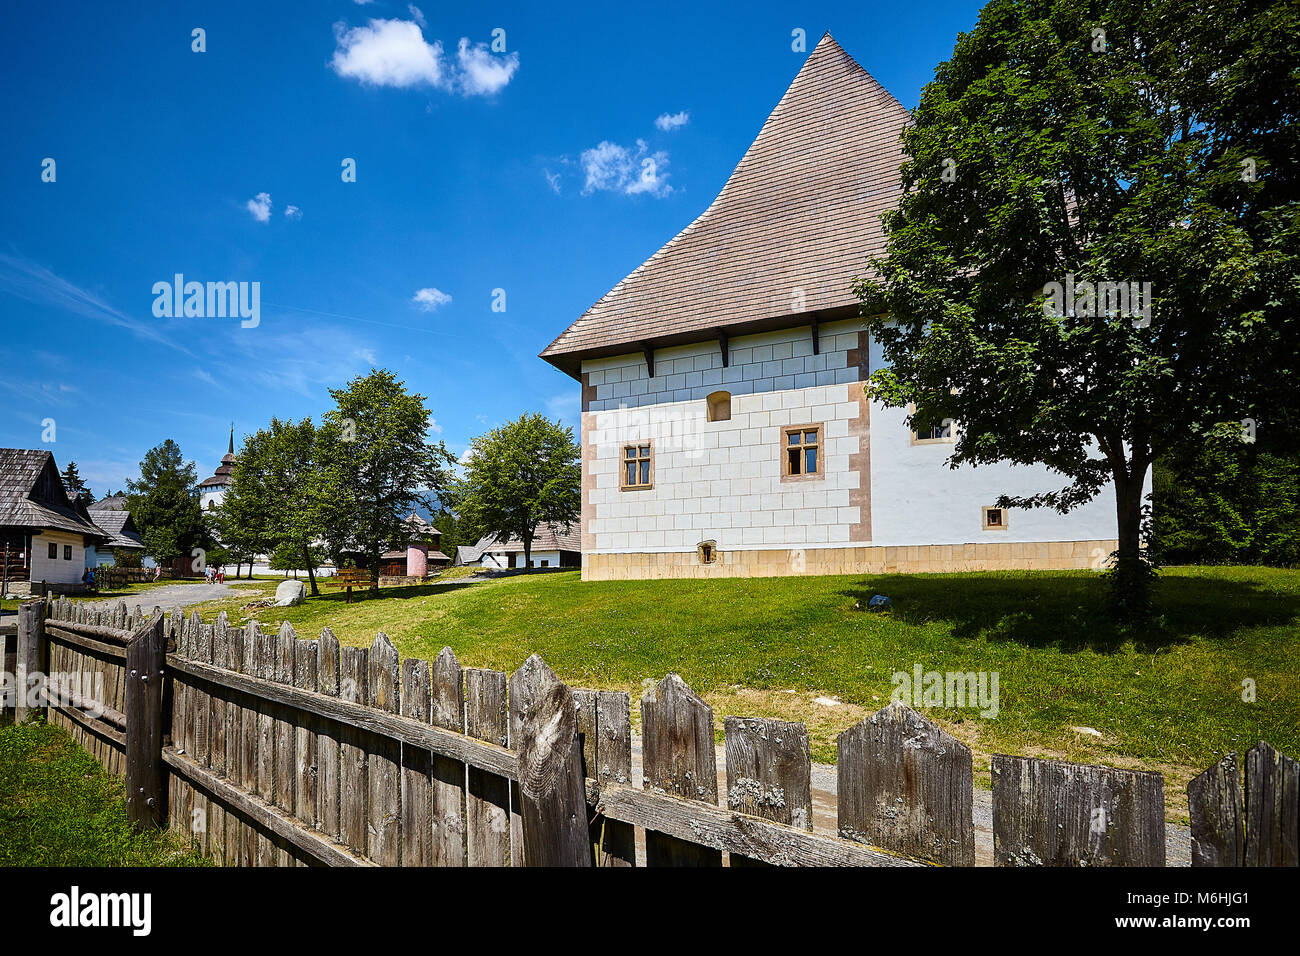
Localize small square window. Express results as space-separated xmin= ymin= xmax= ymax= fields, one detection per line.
xmin=909 ymin=404 xmax=956 ymax=445
xmin=48 ymin=542 xmax=58 ymax=559
xmin=782 ymin=425 xmax=822 ymax=480
xmin=622 ymin=443 xmax=653 ymax=490
xmin=983 ymin=506 xmax=1008 ymax=531
xmin=697 ymin=540 xmax=717 ymax=564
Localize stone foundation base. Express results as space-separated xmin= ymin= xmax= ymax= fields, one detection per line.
xmin=582 ymin=540 xmax=1118 ymax=581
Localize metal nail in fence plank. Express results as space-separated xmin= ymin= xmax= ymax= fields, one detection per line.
xmin=726 ymin=716 xmax=813 ymax=867
xmin=1188 ymin=752 xmax=1244 ymax=866
xmin=295 ymin=639 xmax=319 ymax=844
xmin=400 ymin=657 xmax=433 ymax=867
xmin=316 ymin=629 xmax=342 ymax=843
xmin=338 ymin=644 xmax=370 ymax=857
xmin=1244 ymin=741 xmax=1299 ymax=867
xmin=837 ymin=702 xmax=973 ymax=866
xmin=992 ymin=755 xmax=1166 ymax=867
xmin=596 ymin=690 xmax=635 ymax=866
xmin=512 ymin=656 xmax=592 ymax=866
xmin=367 ymin=632 xmax=402 ymax=865
xmin=641 ymin=673 xmax=722 ymax=866
xmin=273 ymin=623 xmax=298 ymax=865
xmin=465 ymin=667 xmax=511 ymax=866
xmin=124 ymin=613 xmax=165 ymax=832
xmin=429 ymin=647 xmax=467 ymax=867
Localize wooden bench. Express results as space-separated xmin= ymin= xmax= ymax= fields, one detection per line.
xmin=320 ymin=570 xmax=374 ymax=604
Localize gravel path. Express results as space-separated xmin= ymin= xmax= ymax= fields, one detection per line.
xmin=82 ymin=582 xmax=265 ymax=616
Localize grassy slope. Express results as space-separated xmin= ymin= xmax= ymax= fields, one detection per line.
xmin=0 ymin=719 xmax=208 ymax=866
xmin=185 ymin=565 xmax=1300 ymax=809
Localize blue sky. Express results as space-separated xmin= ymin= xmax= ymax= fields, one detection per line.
xmin=0 ymin=0 xmax=983 ymax=495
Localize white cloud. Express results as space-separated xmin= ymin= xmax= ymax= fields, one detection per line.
xmin=284 ymin=205 xmax=302 ymax=220
xmin=246 ymin=192 xmax=272 ymax=223
xmin=330 ymin=19 xmax=518 ymax=97
xmin=330 ymin=18 xmax=445 ymax=88
xmin=655 ymin=110 xmax=690 ymax=131
xmin=427 ymin=414 xmax=443 ymax=435
xmin=543 ymin=169 xmax=561 ymax=194
xmin=412 ymin=287 xmax=452 ymax=311
xmin=454 ymin=38 xmax=519 ymax=95
xmin=580 ymin=139 xmax=673 ymax=198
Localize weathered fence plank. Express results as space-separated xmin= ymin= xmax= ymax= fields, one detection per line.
xmin=15 ymin=600 xmax=45 ymax=721
xmin=1244 ymin=741 xmax=1299 ymax=867
xmin=512 ymin=657 xmax=592 ymax=866
xmin=315 ymin=628 xmax=341 ymax=843
xmin=294 ymin=638 xmax=319 ymax=854
xmin=254 ymin=624 xmax=278 ymax=866
xmin=429 ymin=647 xmax=467 ymax=867
xmin=400 ymin=656 xmax=433 ymax=867
xmin=192 ymin=618 xmax=213 ymax=856
xmin=726 ymin=716 xmax=813 ymax=867
xmin=239 ymin=622 xmax=261 ymax=866
xmin=124 ymin=612 xmax=165 ymax=831
xmin=367 ymin=632 xmax=402 ymax=865
xmin=273 ymin=623 xmax=297 ymax=865
xmin=837 ymin=703 xmax=974 ymax=866
xmin=209 ymin=615 xmax=230 ymax=863
xmin=1188 ymin=752 xmax=1244 ymax=867
xmin=641 ymin=673 xmax=722 ymax=866
xmin=338 ymin=644 xmax=370 ymax=856
xmin=992 ymin=755 xmax=1165 ymax=866
xmin=594 ymin=690 xmax=635 ymax=866
xmin=465 ymin=667 xmax=511 ymax=866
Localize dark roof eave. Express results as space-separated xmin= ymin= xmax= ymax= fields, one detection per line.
xmin=539 ymin=303 xmax=864 ymax=380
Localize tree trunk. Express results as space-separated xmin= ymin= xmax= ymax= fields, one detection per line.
xmin=522 ymin=534 xmax=532 ymax=572
xmin=1109 ymin=462 xmax=1152 ymax=619
xmin=304 ymin=540 xmax=319 ymax=597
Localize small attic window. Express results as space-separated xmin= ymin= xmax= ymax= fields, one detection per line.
xmin=706 ymin=391 xmax=732 ymax=422
xmin=983 ymin=506 xmax=1008 ymax=531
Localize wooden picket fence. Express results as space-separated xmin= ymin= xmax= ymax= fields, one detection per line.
xmin=11 ymin=595 xmax=1299 ymax=866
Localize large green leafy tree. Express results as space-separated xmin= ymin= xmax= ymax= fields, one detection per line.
xmin=453 ymin=414 xmax=580 ymax=570
xmin=317 ymin=369 xmax=456 ymax=591
xmin=221 ymin=420 xmax=327 ymax=593
xmin=856 ymin=0 xmax=1299 ymax=616
xmin=126 ymin=440 xmax=209 ymax=572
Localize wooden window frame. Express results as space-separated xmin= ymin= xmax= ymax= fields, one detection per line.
xmin=780 ymin=423 xmax=825 ymax=483
xmin=621 ymin=441 xmax=654 ymax=491
xmin=63 ymin=544 xmax=73 ymax=560
xmin=982 ymin=506 xmax=1009 ymax=531
xmin=908 ymin=403 xmax=956 ymax=446
xmin=48 ymin=542 xmax=58 ymax=560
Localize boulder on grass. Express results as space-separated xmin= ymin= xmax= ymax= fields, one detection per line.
xmin=274 ymin=580 xmax=306 ymax=607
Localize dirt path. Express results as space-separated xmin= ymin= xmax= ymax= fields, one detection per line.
xmin=82 ymin=582 xmax=265 ymax=616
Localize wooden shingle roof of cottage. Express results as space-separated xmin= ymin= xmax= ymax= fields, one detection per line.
xmin=87 ymin=509 xmax=145 ymax=550
xmin=0 ymin=448 xmax=110 ymax=540
xmin=462 ymin=523 xmax=582 ymax=562
xmin=540 ymin=33 xmax=911 ymax=378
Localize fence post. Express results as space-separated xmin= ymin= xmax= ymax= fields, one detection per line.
xmin=14 ymin=599 xmax=46 ymax=722
xmin=512 ymin=655 xmax=592 ymax=867
xmin=125 ymin=612 xmax=166 ymax=831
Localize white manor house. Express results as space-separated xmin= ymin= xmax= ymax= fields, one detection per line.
xmin=541 ymin=35 xmax=1125 ymax=581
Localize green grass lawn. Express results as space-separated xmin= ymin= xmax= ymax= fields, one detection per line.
xmin=182 ymin=564 xmax=1300 ymax=818
xmin=0 ymin=718 xmax=209 ymax=866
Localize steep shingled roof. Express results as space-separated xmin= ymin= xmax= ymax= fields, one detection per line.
xmin=88 ymin=509 xmax=145 ymax=550
xmin=540 ymin=34 xmax=911 ymax=378
xmin=0 ymin=448 xmax=110 ymax=540
xmin=458 ymin=523 xmax=582 ymax=563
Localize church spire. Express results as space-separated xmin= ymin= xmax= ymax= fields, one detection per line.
xmin=228 ymin=424 xmax=234 ymax=456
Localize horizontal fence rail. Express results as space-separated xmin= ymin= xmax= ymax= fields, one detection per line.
xmin=13 ymin=595 xmax=1300 ymax=867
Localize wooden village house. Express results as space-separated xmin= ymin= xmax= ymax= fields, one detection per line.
xmin=541 ymin=34 xmax=1129 ymax=581
xmin=0 ymin=448 xmax=110 ymax=594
